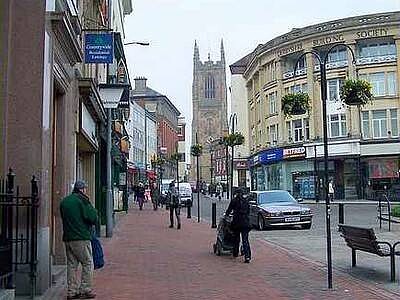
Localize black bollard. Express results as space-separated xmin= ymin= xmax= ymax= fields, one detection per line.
xmin=211 ymin=202 xmax=217 ymax=228
xmin=338 ymin=203 xmax=344 ymax=224
xmin=187 ymin=200 xmax=192 ymax=219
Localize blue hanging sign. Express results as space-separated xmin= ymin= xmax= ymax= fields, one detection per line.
xmin=84 ymin=33 xmax=114 ymax=64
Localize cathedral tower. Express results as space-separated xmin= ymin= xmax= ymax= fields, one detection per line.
xmin=192 ymin=39 xmax=228 ymax=182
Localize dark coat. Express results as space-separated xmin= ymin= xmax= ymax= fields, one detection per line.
xmin=226 ymin=195 xmax=251 ymax=231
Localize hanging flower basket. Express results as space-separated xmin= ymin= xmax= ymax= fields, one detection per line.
xmin=281 ymin=92 xmax=311 ymax=118
xmin=170 ymin=153 xmax=181 ymax=162
xmin=190 ymin=144 xmax=203 ymax=157
xmin=339 ymin=79 xmax=373 ymax=106
xmin=224 ymin=132 xmax=245 ymax=147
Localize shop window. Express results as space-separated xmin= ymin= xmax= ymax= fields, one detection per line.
xmin=390 ymin=109 xmax=398 ymax=137
xmin=372 ymin=110 xmax=388 ymax=138
xmin=362 ymin=111 xmax=370 ymax=139
xmin=329 ymin=114 xmax=347 ymax=137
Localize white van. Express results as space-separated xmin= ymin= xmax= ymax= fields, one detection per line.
xmin=176 ymin=182 xmax=192 ymax=207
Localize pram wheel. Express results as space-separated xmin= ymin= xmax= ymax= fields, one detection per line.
xmin=213 ymin=243 xmax=217 ymax=254
xmin=215 ymin=240 xmax=222 ymax=256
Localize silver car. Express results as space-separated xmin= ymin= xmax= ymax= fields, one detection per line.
xmin=249 ymin=190 xmax=312 ymax=230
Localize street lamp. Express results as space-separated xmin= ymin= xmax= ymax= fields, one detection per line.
xmin=229 ymin=113 xmax=238 ymax=200
xmin=124 ymin=41 xmax=150 ymax=46
xmin=293 ymin=43 xmax=356 ymax=289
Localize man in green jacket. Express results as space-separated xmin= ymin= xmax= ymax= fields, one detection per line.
xmin=60 ymin=180 xmax=98 ymax=299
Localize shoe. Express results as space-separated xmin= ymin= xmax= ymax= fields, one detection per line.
xmin=244 ymin=258 xmax=251 ymax=263
xmin=80 ymin=291 xmax=96 ymax=299
xmin=177 ymin=224 xmax=181 ymax=230
xmin=169 ymin=225 xmax=173 ymax=228
xmin=67 ymin=294 xmax=81 ymax=300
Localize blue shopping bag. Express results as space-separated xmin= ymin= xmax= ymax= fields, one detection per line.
xmin=91 ymin=236 xmax=104 ymax=270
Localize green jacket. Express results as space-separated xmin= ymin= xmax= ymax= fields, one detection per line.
xmin=60 ymin=191 xmax=98 ymax=241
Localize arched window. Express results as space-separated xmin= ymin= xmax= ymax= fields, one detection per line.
xmin=204 ymin=75 xmax=215 ymax=99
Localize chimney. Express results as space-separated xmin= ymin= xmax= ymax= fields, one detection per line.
xmin=134 ymin=77 xmax=147 ymax=91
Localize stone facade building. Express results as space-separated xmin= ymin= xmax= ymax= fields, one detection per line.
xmin=234 ymin=11 xmax=400 ymax=200
xmin=191 ymin=40 xmax=228 ymax=182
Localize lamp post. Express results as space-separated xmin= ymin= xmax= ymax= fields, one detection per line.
xmin=229 ymin=113 xmax=238 ymax=200
xmin=293 ymin=43 xmax=356 ymax=289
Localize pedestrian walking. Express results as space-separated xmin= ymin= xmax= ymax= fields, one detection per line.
xmin=225 ymin=187 xmax=251 ymax=263
xmin=151 ymin=182 xmax=159 ymax=211
xmin=328 ymin=179 xmax=335 ymax=202
xmin=216 ymin=182 xmax=223 ymax=201
xmin=60 ymin=180 xmax=98 ymax=299
xmin=137 ymin=182 xmax=146 ymax=210
xmin=168 ymin=181 xmax=181 ymax=229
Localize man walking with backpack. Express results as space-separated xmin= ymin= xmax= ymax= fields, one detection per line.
xmin=225 ymin=187 xmax=251 ymax=263
xmin=168 ymin=181 xmax=181 ymax=229
xmin=60 ymin=180 xmax=98 ymax=299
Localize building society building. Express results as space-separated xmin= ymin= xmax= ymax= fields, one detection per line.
xmin=231 ymin=11 xmax=400 ymax=200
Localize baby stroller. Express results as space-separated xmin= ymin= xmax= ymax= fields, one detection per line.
xmin=213 ymin=214 xmax=237 ymax=256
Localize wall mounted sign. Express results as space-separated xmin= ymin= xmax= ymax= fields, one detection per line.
xmin=283 ymin=147 xmax=306 ymax=159
xmin=356 ymin=28 xmax=389 ymax=39
xmin=84 ymin=33 xmax=114 ymax=64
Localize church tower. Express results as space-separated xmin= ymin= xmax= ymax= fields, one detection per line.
xmin=192 ymin=39 xmax=228 ymax=182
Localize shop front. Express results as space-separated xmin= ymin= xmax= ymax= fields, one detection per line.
xmin=250 ymin=148 xmax=283 ymax=191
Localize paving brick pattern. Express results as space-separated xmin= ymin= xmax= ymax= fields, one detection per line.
xmin=90 ymin=206 xmax=399 ymax=300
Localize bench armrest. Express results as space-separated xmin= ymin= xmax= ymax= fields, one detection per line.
xmin=377 ymin=241 xmax=393 ymax=254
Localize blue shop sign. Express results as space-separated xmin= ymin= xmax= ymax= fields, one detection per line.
xmin=84 ymin=33 xmax=114 ymax=64
xmin=251 ymin=148 xmax=283 ymax=166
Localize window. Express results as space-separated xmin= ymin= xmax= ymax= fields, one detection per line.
xmin=286 ymin=121 xmax=292 ymax=142
xmin=296 ymin=57 xmax=306 ymax=70
xmin=329 ymin=114 xmax=347 ymax=137
xmin=270 ymin=124 xmax=278 ymax=145
xmin=360 ymin=72 xmax=396 ymax=97
xmin=359 ymin=41 xmax=396 ymax=58
xmin=327 ymin=78 xmax=344 ymax=102
xmin=387 ymin=72 xmax=397 ymax=96
xmin=362 ymin=111 xmax=370 ymax=139
xmin=269 ymin=92 xmax=277 ymax=114
xmin=293 ymin=119 xmax=303 ymax=142
xmin=204 ymin=75 xmax=215 ymax=98
xmin=290 ymin=83 xmax=307 ymax=94
xmin=304 ymin=119 xmax=310 ymax=140
xmin=372 ymin=110 xmax=387 ymax=138
xmin=327 ymin=47 xmax=347 ymax=62
xmin=390 ymin=109 xmax=398 ymax=137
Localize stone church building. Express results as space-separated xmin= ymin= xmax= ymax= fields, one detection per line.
xmin=191 ymin=40 xmax=228 ymax=182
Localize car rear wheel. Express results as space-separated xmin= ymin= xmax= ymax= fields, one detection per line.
xmin=301 ymin=223 xmax=311 ymax=230
xmin=258 ymin=215 xmax=265 ymax=231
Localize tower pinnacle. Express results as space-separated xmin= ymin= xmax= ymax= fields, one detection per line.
xmin=194 ymin=40 xmax=200 ymax=63
xmin=220 ymin=38 xmax=225 ymax=64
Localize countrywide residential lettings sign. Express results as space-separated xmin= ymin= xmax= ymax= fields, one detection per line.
xmin=84 ymin=33 xmax=114 ymax=64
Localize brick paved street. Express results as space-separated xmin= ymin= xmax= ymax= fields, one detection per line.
xmin=89 ymin=204 xmax=400 ymax=300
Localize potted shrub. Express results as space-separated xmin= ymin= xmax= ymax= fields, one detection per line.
xmin=190 ymin=144 xmax=203 ymax=157
xmin=281 ymin=92 xmax=311 ymax=118
xmin=339 ymin=79 xmax=373 ymax=106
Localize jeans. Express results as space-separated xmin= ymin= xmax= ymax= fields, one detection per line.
xmin=169 ymin=205 xmax=181 ymax=227
xmin=65 ymin=240 xmax=93 ymax=296
xmin=233 ymin=229 xmax=251 ymax=260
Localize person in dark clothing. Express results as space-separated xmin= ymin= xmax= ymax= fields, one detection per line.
xmin=168 ymin=181 xmax=181 ymax=229
xmin=60 ymin=180 xmax=98 ymax=299
xmin=137 ymin=183 xmax=146 ymax=210
xmin=151 ymin=182 xmax=159 ymax=211
xmin=225 ymin=187 xmax=251 ymax=263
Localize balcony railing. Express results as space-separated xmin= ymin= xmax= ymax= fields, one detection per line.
xmin=356 ymin=54 xmax=397 ymax=65
xmin=283 ymin=68 xmax=307 ymax=79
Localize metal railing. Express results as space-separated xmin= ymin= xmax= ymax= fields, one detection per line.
xmin=378 ymin=193 xmax=391 ymax=231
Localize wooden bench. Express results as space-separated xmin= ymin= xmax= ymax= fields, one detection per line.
xmin=338 ymin=224 xmax=400 ymax=282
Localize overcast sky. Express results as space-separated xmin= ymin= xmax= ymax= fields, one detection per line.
xmin=124 ymin=0 xmax=399 ymax=135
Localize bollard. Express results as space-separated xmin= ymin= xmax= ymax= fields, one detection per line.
xmin=211 ymin=202 xmax=217 ymax=228
xmin=339 ymin=203 xmax=344 ymax=224
xmin=187 ymin=201 xmax=192 ymax=219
